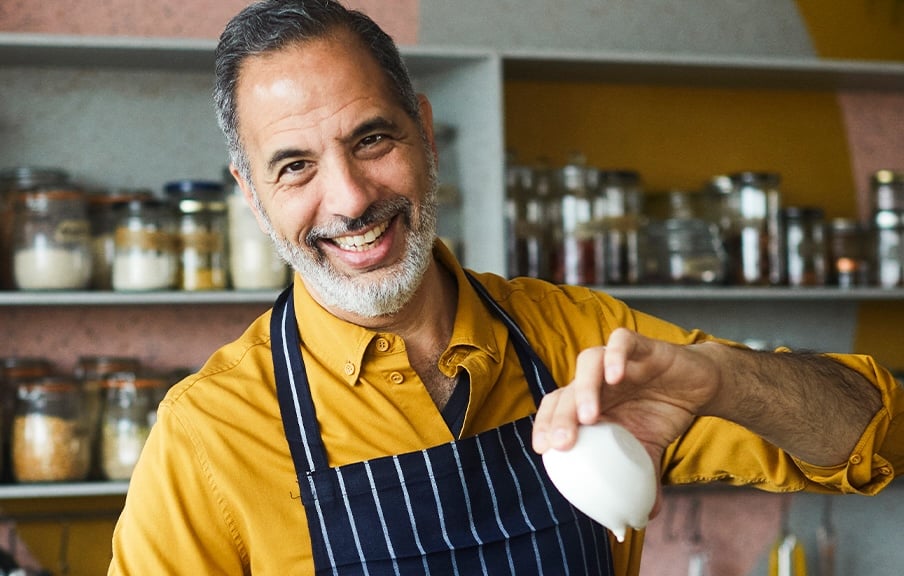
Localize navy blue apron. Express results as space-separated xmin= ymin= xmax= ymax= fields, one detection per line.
xmin=271 ymin=274 xmax=615 ymax=575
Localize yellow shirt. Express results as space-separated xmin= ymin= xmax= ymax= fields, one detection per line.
xmin=109 ymin=244 xmax=903 ymax=575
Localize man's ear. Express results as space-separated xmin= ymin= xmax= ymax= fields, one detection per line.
xmin=417 ymin=93 xmax=437 ymax=159
xmin=229 ymin=164 xmax=270 ymax=235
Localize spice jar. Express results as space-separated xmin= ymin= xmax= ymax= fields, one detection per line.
xmin=166 ymin=180 xmax=228 ymax=291
xmin=828 ymin=218 xmax=869 ymax=288
xmin=870 ymin=170 xmax=904 ymax=288
xmin=595 ymin=169 xmax=643 ymax=285
xmin=505 ymin=160 xmax=553 ymax=280
xmin=9 ymin=168 xmax=92 ymax=290
xmin=723 ymin=172 xmax=784 ymax=286
xmin=782 ymin=206 xmax=827 ymax=287
xmin=12 ymin=376 xmax=91 ymax=482
xmin=550 ymin=154 xmax=596 ymax=285
xmin=112 ymin=197 xmax=177 ymax=291
xmin=99 ymin=373 xmax=160 ymax=480
xmin=88 ymin=188 xmax=153 ymax=290
xmin=225 ymin=173 xmax=289 ymax=290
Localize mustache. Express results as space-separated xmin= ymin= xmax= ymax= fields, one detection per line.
xmin=305 ymin=196 xmax=412 ymax=248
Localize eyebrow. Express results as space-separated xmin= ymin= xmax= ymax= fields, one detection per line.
xmin=264 ymin=115 xmax=403 ymax=175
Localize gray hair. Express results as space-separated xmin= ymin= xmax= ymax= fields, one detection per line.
xmin=213 ymin=0 xmax=422 ymax=182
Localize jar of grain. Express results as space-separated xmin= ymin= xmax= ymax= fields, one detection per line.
xmin=112 ymin=197 xmax=177 ymax=291
xmin=165 ymin=180 xmax=228 ymax=291
xmin=10 ymin=168 xmax=92 ymax=290
xmin=99 ymin=373 xmax=160 ymax=480
xmin=0 ymin=357 xmax=53 ymax=482
xmin=12 ymin=376 xmax=91 ymax=482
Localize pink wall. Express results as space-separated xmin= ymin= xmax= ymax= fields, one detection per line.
xmin=0 ymin=0 xmax=420 ymax=44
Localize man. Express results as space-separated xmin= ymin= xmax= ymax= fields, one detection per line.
xmin=109 ymin=1 xmax=903 ymax=574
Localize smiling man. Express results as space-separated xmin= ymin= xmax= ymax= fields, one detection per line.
xmin=108 ymin=2 xmax=904 ymax=575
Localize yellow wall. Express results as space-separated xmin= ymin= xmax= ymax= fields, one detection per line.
xmin=796 ymin=0 xmax=904 ymax=61
xmin=505 ymin=82 xmax=857 ymax=217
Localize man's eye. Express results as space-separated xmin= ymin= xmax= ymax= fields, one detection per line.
xmin=283 ymin=160 xmax=308 ymax=174
xmin=360 ymin=134 xmax=386 ymax=148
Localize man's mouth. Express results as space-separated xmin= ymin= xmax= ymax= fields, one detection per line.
xmin=331 ymin=219 xmax=391 ymax=252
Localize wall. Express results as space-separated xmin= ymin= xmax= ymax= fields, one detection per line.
xmin=1 ymin=1 xmax=902 ymax=575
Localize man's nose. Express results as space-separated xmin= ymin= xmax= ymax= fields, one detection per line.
xmin=321 ymin=155 xmax=376 ymax=219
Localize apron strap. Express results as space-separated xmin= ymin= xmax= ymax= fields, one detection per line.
xmin=271 ymin=284 xmax=330 ymax=473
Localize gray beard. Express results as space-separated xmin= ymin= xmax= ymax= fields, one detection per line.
xmin=254 ymin=174 xmax=439 ymax=318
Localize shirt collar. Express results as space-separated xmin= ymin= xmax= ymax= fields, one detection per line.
xmin=291 ymin=240 xmax=506 ymax=386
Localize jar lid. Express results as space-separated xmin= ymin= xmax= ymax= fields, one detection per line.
xmin=729 ymin=171 xmax=781 ymax=188
xmin=88 ymin=188 xmax=154 ymax=207
xmin=101 ymin=372 xmax=167 ymax=389
xmin=781 ymin=206 xmax=824 ymax=220
xmin=0 ymin=166 xmax=71 ymax=190
xmin=1 ymin=357 xmax=54 ymax=382
xmin=113 ymin=196 xmax=173 ymax=216
xmin=165 ymin=180 xmax=226 ymax=213
xmin=17 ymin=375 xmax=79 ymax=394
xmin=871 ymin=169 xmax=904 ymax=187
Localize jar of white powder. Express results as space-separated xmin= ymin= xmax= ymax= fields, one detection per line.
xmin=11 ymin=169 xmax=92 ymax=291
xmin=111 ymin=197 xmax=177 ymax=291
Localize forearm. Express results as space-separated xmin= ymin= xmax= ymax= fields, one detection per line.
xmin=700 ymin=343 xmax=883 ymax=466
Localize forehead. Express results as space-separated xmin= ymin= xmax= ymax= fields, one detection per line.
xmin=234 ymin=31 xmax=399 ymax=129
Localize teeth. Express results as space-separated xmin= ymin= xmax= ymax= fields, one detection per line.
xmin=333 ymin=220 xmax=390 ymax=251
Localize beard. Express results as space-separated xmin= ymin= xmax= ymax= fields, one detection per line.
xmin=253 ymin=161 xmax=439 ymax=318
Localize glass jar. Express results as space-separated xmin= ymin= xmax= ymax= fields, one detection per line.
xmin=99 ymin=373 xmax=160 ymax=481
xmin=505 ymin=160 xmax=553 ymax=280
xmin=87 ymin=188 xmax=153 ymax=290
xmin=0 ymin=357 xmax=54 ymax=482
xmin=827 ymin=218 xmax=869 ymax=288
xmin=112 ymin=197 xmax=177 ymax=291
xmin=550 ymin=154 xmax=596 ymax=285
xmin=723 ymin=172 xmax=784 ymax=286
xmin=782 ymin=206 xmax=827 ymax=287
xmin=595 ymin=169 xmax=643 ymax=285
xmin=12 ymin=376 xmax=91 ymax=482
xmin=433 ymin=124 xmax=464 ymax=260
xmin=165 ymin=180 xmax=228 ymax=291
xmin=870 ymin=170 xmax=904 ymax=288
xmin=225 ymin=173 xmax=289 ymax=290
xmin=9 ymin=168 xmax=92 ymax=290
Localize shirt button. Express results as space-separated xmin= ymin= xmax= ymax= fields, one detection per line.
xmin=343 ymin=362 xmax=355 ymax=376
xmin=389 ymin=371 xmax=404 ymax=384
xmin=880 ymin=466 xmax=892 ymax=476
xmin=376 ymin=338 xmax=390 ymax=352
xmin=849 ymin=454 xmax=862 ymax=465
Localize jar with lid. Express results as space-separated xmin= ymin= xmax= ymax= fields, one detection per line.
xmin=112 ymin=197 xmax=177 ymax=291
xmin=595 ymin=169 xmax=643 ymax=285
xmin=165 ymin=180 xmax=228 ymax=291
xmin=87 ymin=188 xmax=153 ymax=290
xmin=640 ymin=190 xmax=725 ymax=285
xmin=550 ymin=154 xmax=596 ymax=285
xmin=505 ymin=159 xmax=553 ymax=280
xmin=99 ymin=373 xmax=161 ymax=480
xmin=12 ymin=376 xmax=91 ymax=482
xmin=782 ymin=206 xmax=827 ymax=287
xmin=0 ymin=357 xmax=54 ymax=482
xmin=225 ymin=171 xmax=289 ymax=290
xmin=723 ymin=172 xmax=784 ymax=286
xmin=827 ymin=218 xmax=869 ymax=288
xmin=870 ymin=170 xmax=904 ymax=288
xmin=76 ymin=355 xmax=141 ymax=476
xmin=8 ymin=168 xmax=92 ymax=290
xmin=433 ymin=124 xmax=464 ymax=260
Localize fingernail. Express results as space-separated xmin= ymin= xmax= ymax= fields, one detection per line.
xmin=578 ymin=401 xmax=594 ymax=423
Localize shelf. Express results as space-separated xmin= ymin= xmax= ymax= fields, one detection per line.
xmin=4 ymin=33 xmax=904 ymax=91
xmin=0 ymin=289 xmax=283 ymax=306
xmin=502 ymin=49 xmax=904 ymax=91
xmin=1 ymin=286 xmax=902 ymax=307
xmin=0 ymin=481 xmax=129 ymax=499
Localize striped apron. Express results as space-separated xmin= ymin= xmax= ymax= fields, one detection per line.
xmin=271 ymin=274 xmax=615 ymax=575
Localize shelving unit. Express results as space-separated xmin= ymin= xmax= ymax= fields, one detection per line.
xmin=1 ymin=34 xmax=903 ymax=520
